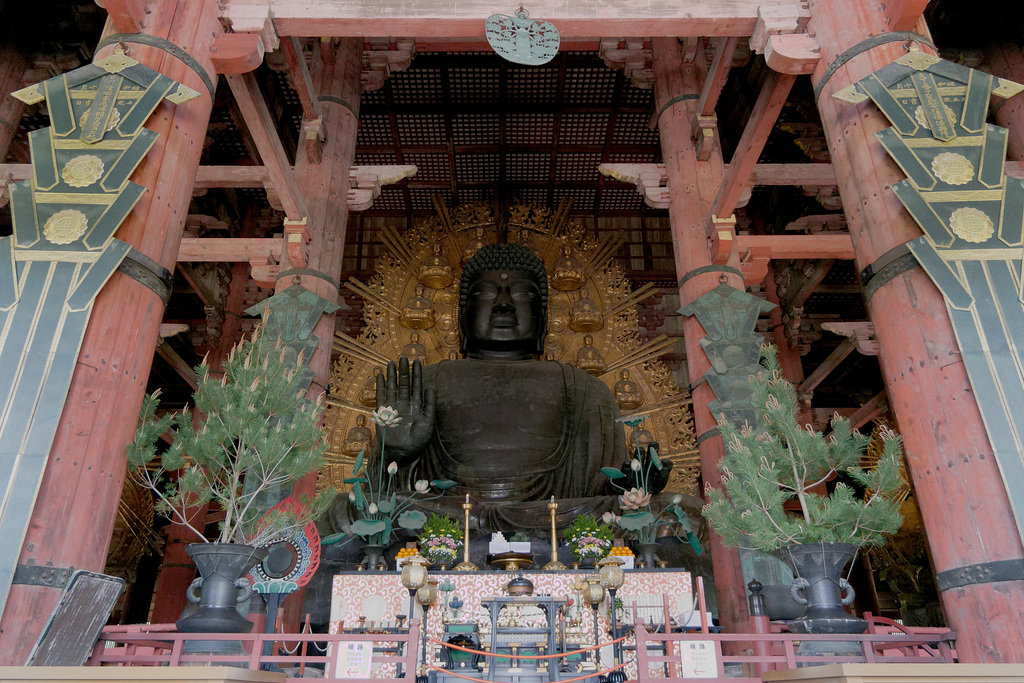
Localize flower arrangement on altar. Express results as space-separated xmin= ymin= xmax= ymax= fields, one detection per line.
xmin=602 ymin=415 xmax=702 ymax=554
xmin=322 ymin=405 xmax=457 ymax=548
xmin=418 ymin=513 xmax=463 ymax=566
xmin=563 ymin=514 xmax=613 ymax=563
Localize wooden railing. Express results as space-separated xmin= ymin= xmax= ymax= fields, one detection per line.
xmin=632 ymin=620 xmax=957 ymax=683
xmin=87 ymin=620 xmax=421 ymax=682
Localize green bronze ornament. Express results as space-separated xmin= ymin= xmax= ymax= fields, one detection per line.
xmin=834 ymin=46 xmax=1024 ymax=542
xmin=485 ymin=7 xmax=560 ymax=66
xmin=0 ymin=49 xmax=199 ymax=613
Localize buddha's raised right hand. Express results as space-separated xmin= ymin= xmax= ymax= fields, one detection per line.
xmin=374 ymin=357 xmax=436 ymax=462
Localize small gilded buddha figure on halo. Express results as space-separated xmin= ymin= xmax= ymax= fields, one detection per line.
xmin=551 ymin=244 xmax=585 ymax=291
xmin=342 ymin=414 xmax=373 ymax=457
xmin=400 ymin=332 xmax=428 ymax=362
xmin=417 ymin=242 xmax=454 ymax=289
xmin=461 ymin=226 xmax=490 ymax=265
xmin=569 ymin=295 xmax=603 ymax=332
xmin=614 ymin=369 xmax=644 ymax=411
xmin=574 ymin=333 xmax=607 ymax=376
xmin=400 ymin=283 xmax=437 ymax=330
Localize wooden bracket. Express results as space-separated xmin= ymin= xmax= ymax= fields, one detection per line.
xmin=362 ymin=39 xmax=415 ymax=92
xmin=347 ymin=165 xmax=418 ymax=211
xmin=692 ymin=114 xmax=718 ymax=161
xmin=749 ymin=3 xmax=810 ymax=54
xmin=600 ymin=38 xmax=654 ymax=89
xmin=739 ymin=243 xmax=773 ymax=287
xmin=220 ymin=5 xmax=279 ymax=53
xmin=302 ymin=117 xmax=326 ymax=164
xmin=707 ymin=214 xmax=737 ymax=265
xmin=597 ymin=163 xmax=669 ymax=209
xmin=284 ymin=218 xmax=311 ymax=268
xmin=210 ymin=33 xmax=266 ymax=74
xmin=821 ymin=321 xmax=879 ymax=356
xmin=95 ymin=0 xmax=146 ymax=34
xmin=765 ymin=33 xmax=821 ymax=75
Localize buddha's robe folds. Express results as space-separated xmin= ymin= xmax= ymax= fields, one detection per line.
xmin=409 ymin=358 xmax=627 ymax=532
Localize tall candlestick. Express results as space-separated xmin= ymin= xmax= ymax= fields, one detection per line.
xmin=542 ymin=500 xmax=568 ymax=570
xmin=454 ymin=499 xmax=479 ymax=571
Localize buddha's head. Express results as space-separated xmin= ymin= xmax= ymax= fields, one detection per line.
xmin=458 ymin=242 xmax=548 ymax=359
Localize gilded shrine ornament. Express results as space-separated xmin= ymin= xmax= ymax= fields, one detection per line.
xmin=61 ymin=155 xmax=106 ymax=188
xmin=949 ymin=206 xmax=994 ymax=243
xmin=43 ymin=209 xmax=90 ymax=245
xmin=931 ymin=152 xmax=974 ymax=186
xmin=485 ymin=7 xmax=560 ymax=66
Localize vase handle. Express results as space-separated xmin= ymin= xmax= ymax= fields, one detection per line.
xmin=790 ymin=578 xmax=810 ymax=606
xmin=234 ymin=577 xmax=254 ymax=604
xmin=186 ymin=577 xmax=204 ymax=604
xmin=839 ymin=578 xmax=856 ymax=606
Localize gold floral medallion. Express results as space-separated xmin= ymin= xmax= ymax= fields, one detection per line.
xmin=60 ymin=154 xmax=105 ymax=188
xmin=43 ymin=209 xmax=90 ymax=245
xmin=931 ymin=152 xmax=974 ymax=186
xmin=949 ymin=207 xmax=994 ymax=244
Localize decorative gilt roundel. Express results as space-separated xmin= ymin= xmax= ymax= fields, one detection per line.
xmin=949 ymin=207 xmax=994 ymax=244
xmin=61 ymin=154 xmax=105 ymax=188
xmin=43 ymin=209 xmax=89 ymax=245
xmin=931 ymin=152 xmax=974 ymax=186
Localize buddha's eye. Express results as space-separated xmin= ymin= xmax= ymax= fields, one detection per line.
xmin=470 ymin=282 xmax=499 ymax=299
xmin=510 ymin=282 xmax=539 ymax=301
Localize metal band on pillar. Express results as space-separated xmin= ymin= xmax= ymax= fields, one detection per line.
xmin=936 ymin=559 xmax=1024 ymax=591
xmin=678 ymin=265 xmax=743 ymax=289
xmin=117 ymin=248 xmax=174 ymax=306
xmin=277 ymin=267 xmax=340 ymax=290
xmin=654 ymin=93 xmax=699 ymax=127
xmin=695 ymin=427 xmax=722 ymax=446
xmin=96 ymin=33 xmax=217 ymax=99
xmin=318 ymin=95 xmax=359 ymax=119
xmin=859 ymin=242 xmax=919 ymax=304
xmin=813 ymin=32 xmax=935 ymax=101
xmin=12 ymin=564 xmax=75 ymax=589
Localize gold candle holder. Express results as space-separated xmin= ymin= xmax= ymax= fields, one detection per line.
xmin=543 ymin=499 xmax=567 ymax=570
xmin=454 ymin=498 xmax=479 ymax=571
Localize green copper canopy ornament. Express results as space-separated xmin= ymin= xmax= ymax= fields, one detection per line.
xmin=485 ymin=7 xmax=559 ymax=65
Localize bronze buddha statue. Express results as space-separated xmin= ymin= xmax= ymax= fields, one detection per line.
xmin=373 ymin=243 xmax=626 ymax=528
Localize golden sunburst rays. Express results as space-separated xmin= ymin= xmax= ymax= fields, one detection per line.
xmin=322 ymin=198 xmax=697 ymax=495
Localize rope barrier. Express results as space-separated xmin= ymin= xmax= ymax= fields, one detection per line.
xmin=428 ymin=659 xmax=632 ymax=683
xmin=429 ymin=633 xmax=631 ymax=659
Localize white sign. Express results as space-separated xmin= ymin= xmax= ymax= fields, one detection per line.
xmin=680 ymin=640 xmax=718 ymax=678
xmin=335 ymin=641 xmax=373 ymax=679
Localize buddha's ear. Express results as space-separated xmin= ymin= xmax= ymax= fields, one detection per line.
xmin=535 ymin=305 xmax=547 ymax=357
xmin=458 ymin=303 xmax=468 ymax=355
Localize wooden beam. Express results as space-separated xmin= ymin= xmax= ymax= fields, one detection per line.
xmin=734 ymin=233 xmax=855 ymax=260
xmin=280 ymin=37 xmax=323 ymax=124
xmin=797 ymin=337 xmax=857 ymax=400
xmin=177 ymin=237 xmax=282 ymax=262
xmin=221 ymin=0 xmax=799 ymax=37
xmin=95 ymin=0 xmax=146 ymax=33
xmin=156 ymin=341 xmax=199 ymax=390
xmin=712 ymin=69 xmax=798 ymax=219
xmin=847 ymin=391 xmax=889 ymax=431
xmin=884 ymin=0 xmax=930 ymax=31
xmin=225 ymin=72 xmax=308 ymax=221
xmin=788 ymin=260 xmax=835 ymax=310
xmin=698 ymin=37 xmax=739 ymax=117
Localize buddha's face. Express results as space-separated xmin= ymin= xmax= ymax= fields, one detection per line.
xmin=462 ymin=269 xmax=543 ymax=359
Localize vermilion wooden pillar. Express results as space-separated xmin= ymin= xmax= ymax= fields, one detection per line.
xmin=0 ymin=46 xmax=28 ymax=161
xmin=0 ymin=0 xmax=221 ymax=662
xmin=651 ymin=38 xmax=749 ymax=635
xmin=276 ymin=38 xmax=362 ymax=629
xmin=809 ymin=0 xmax=1024 ymax=662
xmin=980 ymin=43 xmax=1024 ymax=161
